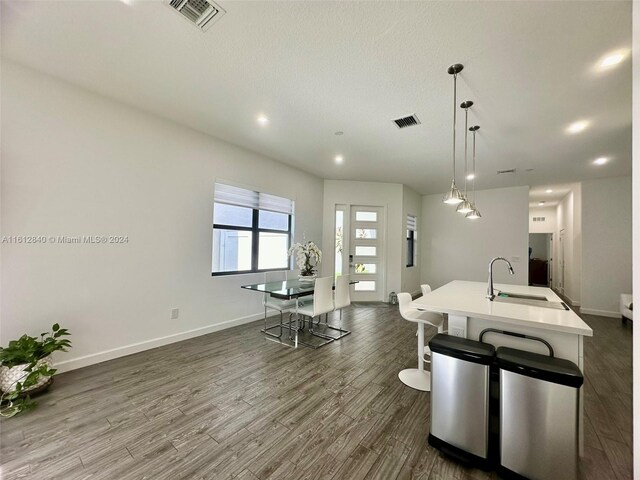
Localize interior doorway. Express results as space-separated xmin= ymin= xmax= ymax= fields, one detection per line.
xmin=529 ymin=233 xmax=552 ymax=287
xmin=334 ymin=205 xmax=385 ymax=301
xmin=558 ymin=229 xmax=565 ymax=294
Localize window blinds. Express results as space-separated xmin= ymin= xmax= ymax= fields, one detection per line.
xmin=214 ymin=183 xmax=294 ymax=215
xmin=407 ymin=215 xmax=417 ymax=231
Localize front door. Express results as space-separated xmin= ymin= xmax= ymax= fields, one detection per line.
xmin=349 ymin=206 xmax=385 ymax=301
xmin=334 ymin=205 xmax=386 ymax=302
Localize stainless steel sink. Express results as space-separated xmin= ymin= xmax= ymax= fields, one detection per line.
xmin=496 ymin=291 xmax=548 ymax=301
xmin=493 ymin=291 xmax=569 ymax=310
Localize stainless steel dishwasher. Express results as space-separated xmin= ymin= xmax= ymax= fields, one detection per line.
xmin=428 ymin=334 xmax=496 ymax=469
xmin=496 ymin=345 xmax=584 ymax=480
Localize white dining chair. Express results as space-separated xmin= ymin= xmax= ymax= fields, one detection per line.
xmin=296 ymin=276 xmax=336 ymax=347
xmin=262 ymin=271 xmax=296 ymax=339
xmin=397 ymin=292 xmax=445 ymax=391
xmin=324 ymin=274 xmax=351 ymax=340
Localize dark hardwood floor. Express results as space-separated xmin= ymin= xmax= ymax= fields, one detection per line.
xmin=0 ymin=304 xmax=632 ymax=479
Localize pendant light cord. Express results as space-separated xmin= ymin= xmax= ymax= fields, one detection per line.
xmin=472 ymin=129 xmax=477 ymax=201
xmin=463 ymin=107 xmax=469 ymax=195
xmin=452 ymin=73 xmax=457 ymax=183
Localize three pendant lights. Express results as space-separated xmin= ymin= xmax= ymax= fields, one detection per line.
xmin=442 ymin=64 xmax=482 ymax=219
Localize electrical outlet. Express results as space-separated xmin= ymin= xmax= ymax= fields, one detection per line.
xmin=450 ymin=326 xmax=465 ymax=338
xmin=170 ymin=308 xmax=179 ymax=320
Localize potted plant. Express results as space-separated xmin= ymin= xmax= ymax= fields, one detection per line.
xmin=288 ymin=241 xmax=322 ymax=281
xmin=0 ymin=324 xmax=71 ymax=417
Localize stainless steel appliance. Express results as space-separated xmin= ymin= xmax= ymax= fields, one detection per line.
xmin=428 ymin=334 xmax=495 ymax=468
xmin=497 ymin=346 xmax=583 ymax=480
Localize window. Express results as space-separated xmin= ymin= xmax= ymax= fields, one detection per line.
xmin=354 ymin=281 xmax=376 ymax=291
xmin=355 ymin=246 xmax=376 ymax=256
xmin=212 ymin=183 xmax=293 ymax=275
xmin=335 ymin=209 xmax=344 ymax=277
xmin=406 ymin=215 xmax=417 ymax=267
xmin=355 ymin=211 xmax=377 ymax=222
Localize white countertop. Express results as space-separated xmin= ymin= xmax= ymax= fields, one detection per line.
xmin=410 ymin=280 xmax=593 ymax=337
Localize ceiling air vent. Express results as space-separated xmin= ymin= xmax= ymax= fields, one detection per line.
xmin=497 ymin=168 xmax=516 ymax=175
xmin=393 ymin=114 xmax=421 ymax=129
xmin=167 ymin=0 xmax=226 ymax=31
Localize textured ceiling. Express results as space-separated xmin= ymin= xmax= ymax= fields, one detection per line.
xmin=1 ymin=1 xmax=632 ymax=195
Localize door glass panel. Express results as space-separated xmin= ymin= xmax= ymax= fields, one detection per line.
xmin=355 ymin=228 xmax=377 ymax=239
xmin=354 ymin=281 xmax=376 ymax=291
xmin=355 ymin=211 xmax=377 ymax=222
xmin=355 ymin=246 xmax=376 ymax=256
xmin=354 ymin=263 xmax=376 ymax=274
xmin=335 ymin=210 xmax=344 ymax=277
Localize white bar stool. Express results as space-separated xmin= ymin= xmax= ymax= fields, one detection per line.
xmin=397 ymin=292 xmax=445 ymax=392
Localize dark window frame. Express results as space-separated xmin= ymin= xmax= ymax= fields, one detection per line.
xmin=212 ymin=207 xmax=292 ymax=276
xmin=406 ymin=229 xmax=415 ymax=268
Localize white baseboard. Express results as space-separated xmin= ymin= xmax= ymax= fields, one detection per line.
xmin=579 ymin=307 xmax=620 ymax=319
xmin=565 ymin=295 xmax=580 ymax=307
xmin=553 ymin=288 xmax=580 ymax=307
xmin=54 ymin=312 xmax=264 ymax=373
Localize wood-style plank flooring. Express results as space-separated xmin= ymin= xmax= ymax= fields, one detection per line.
xmin=0 ymin=304 xmax=632 ymax=479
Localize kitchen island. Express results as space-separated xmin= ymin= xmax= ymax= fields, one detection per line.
xmin=410 ymin=280 xmax=593 ymax=455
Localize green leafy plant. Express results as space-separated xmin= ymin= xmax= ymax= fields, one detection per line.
xmin=0 ymin=324 xmax=71 ymax=417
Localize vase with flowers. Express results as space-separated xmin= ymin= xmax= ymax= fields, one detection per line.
xmin=288 ymin=241 xmax=322 ymax=282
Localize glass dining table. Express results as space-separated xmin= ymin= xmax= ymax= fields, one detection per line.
xmin=241 ymin=278 xmax=356 ymax=348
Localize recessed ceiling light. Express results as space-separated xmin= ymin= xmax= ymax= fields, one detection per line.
xmin=256 ymin=114 xmax=269 ymax=126
xmin=466 ymin=173 xmax=475 ymax=181
xmin=593 ymin=157 xmax=608 ymax=166
xmin=597 ymin=50 xmax=629 ymax=70
xmin=119 ymin=0 xmax=134 ymax=5
xmin=566 ymin=120 xmax=589 ymax=134
xmin=538 ymin=201 xmax=545 ymax=206
xmin=545 ymin=189 xmax=553 ymax=193
xmin=334 ymin=155 xmax=344 ymax=164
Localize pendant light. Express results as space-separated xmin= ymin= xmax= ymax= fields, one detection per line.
xmin=443 ymin=64 xmax=464 ymax=205
xmin=466 ymin=125 xmax=482 ymax=219
xmin=456 ymin=100 xmax=474 ymax=214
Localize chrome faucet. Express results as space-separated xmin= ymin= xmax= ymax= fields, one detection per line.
xmin=487 ymin=257 xmax=515 ymax=300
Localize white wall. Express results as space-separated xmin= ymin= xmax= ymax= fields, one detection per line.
xmin=321 ymin=180 xmax=403 ymax=300
xmin=556 ymin=185 xmax=582 ymax=305
xmin=401 ymin=185 xmax=422 ymax=295
xmin=581 ymin=176 xmax=632 ymax=317
xmin=1 ymin=62 xmax=324 ymax=371
xmin=529 ymin=206 xmax=557 ymax=234
xmin=420 ymin=186 xmax=529 ymax=289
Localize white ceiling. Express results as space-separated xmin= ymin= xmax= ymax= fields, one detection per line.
xmin=1 ymin=1 xmax=632 ymax=195
xmin=528 ymin=183 xmax=575 ymax=208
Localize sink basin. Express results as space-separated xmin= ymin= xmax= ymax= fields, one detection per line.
xmin=493 ymin=292 xmax=569 ymax=311
xmin=496 ymin=291 xmax=548 ymax=301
